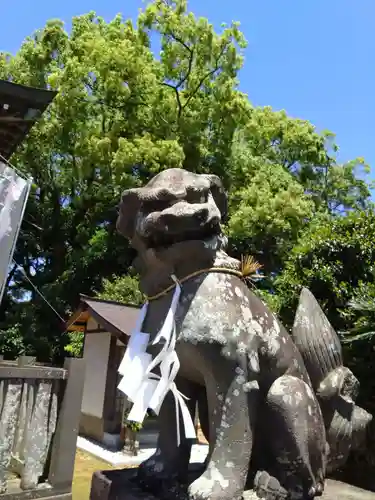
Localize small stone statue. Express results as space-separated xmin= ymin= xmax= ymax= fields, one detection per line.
xmin=116 ymin=168 xmax=373 ymax=500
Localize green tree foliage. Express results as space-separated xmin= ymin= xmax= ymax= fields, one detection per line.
xmin=97 ymin=275 xmax=144 ymax=305
xmin=227 ymin=153 xmax=314 ymax=271
xmin=0 ymin=0 xmax=372 ymax=363
xmin=0 ymin=325 xmax=25 ymax=359
xmin=0 ymin=1 xmax=247 ymax=359
xmin=226 ymin=108 xmax=371 ymax=271
xmin=338 ymin=282 xmax=375 ymax=410
xmin=273 ymin=211 xmax=375 ymax=330
xmin=344 ymin=282 xmax=375 ymax=343
xmin=64 ymin=331 xmax=84 ymax=358
xmin=264 ymin=211 xmax=375 ymax=409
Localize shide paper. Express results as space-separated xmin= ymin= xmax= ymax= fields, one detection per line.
xmin=117 ymin=276 xmax=196 ymax=445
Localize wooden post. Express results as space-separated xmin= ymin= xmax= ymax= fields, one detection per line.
xmin=48 ymin=358 xmax=85 ymax=492
xmin=102 ymin=336 xmax=118 ymax=432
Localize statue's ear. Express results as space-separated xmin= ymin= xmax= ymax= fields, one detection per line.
xmin=116 ymin=189 xmax=141 ymax=239
xmin=205 ymin=174 xmax=228 ymax=222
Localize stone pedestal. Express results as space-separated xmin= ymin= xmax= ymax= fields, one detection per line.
xmin=90 ymin=469 xmax=154 ymax=500
xmin=90 ymin=468 xmax=375 ymax=500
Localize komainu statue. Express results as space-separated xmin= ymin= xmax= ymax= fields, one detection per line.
xmin=116 ymin=168 xmax=374 ymax=500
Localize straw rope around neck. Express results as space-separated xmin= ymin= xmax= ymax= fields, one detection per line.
xmin=146 ymin=255 xmax=262 ymax=301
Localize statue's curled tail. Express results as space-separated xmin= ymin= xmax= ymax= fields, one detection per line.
xmin=292 ymin=287 xmax=373 ymax=472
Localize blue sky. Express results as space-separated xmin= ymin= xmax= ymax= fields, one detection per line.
xmin=1 ymin=0 xmax=374 ymax=177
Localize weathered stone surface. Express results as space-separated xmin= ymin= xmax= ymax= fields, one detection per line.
xmin=90 ymin=469 xmax=153 ymax=500
xmin=292 ymin=287 xmax=343 ymax=388
xmin=21 ymin=380 xmax=58 ymax=490
xmin=113 ymin=168 xmax=375 ymax=500
xmin=293 ymin=287 xmax=374 ymax=473
xmin=244 ymin=480 xmax=375 ymax=500
xmin=9 ymin=379 xmax=35 ymax=477
xmin=90 ymin=468 xmax=375 ymax=500
xmin=322 ymin=480 xmax=375 ymax=500
xmin=0 ymin=379 xmax=22 ymax=492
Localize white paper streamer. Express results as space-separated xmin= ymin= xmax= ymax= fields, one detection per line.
xmin=117 ymin=275 xmax=196 ymax=445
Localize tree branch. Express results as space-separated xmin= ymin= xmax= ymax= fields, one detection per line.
xmin=165 ymin=31 xmax=193 ymax=56
xmin=162 ymin=82 xmax=183 ymax=118
xmin=160 ymin=30 xmax=195 ymax=119
xmin=182 ymin=45 xmax=227 ymax=111
xmin=177 ymin=45 xmax=194 ymax=90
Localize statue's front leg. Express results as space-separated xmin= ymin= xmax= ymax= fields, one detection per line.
xmin=188 ymin=354 xmax=257 ymax=500
xmin=137 ymin=376 xmax=197 ymax=493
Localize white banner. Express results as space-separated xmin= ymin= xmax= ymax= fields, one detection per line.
xmin=0 ymin=162 xmax=31 ymax=304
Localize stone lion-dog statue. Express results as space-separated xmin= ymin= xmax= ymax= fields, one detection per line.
xmin=116 ymin=168 xmax=373 ymax=500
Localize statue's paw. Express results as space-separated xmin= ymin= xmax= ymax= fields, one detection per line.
xmin=253 ymin=471 xmax=288 ymax=500
xmin=187 ymin=472 xmax=242 ymax=500
xmin=140 ymin=452 xmax=166 ymax=472
xmin=137 ymin=450 xmax=177 ymax=493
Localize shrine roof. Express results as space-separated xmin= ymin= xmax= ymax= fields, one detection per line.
xmin=66 ymin=295 xmax=140 ymax=344
xmin=0 ymin=80 xmax=56 ymax=160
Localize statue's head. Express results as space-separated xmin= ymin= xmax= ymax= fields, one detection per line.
xmin=116 ymin=168 xmax=227 ymax=253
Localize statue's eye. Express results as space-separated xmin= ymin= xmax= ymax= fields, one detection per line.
xmin=147 ymin=200 xmax=171 ymax=212
xmin=186 ymin=190 xmax=207 ymax=204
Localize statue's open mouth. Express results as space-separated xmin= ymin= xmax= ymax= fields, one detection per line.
xmin=142 ymin=223 xmax=222 ymax=250
xmin=134 ymin=200 xmax=222 ymax=250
